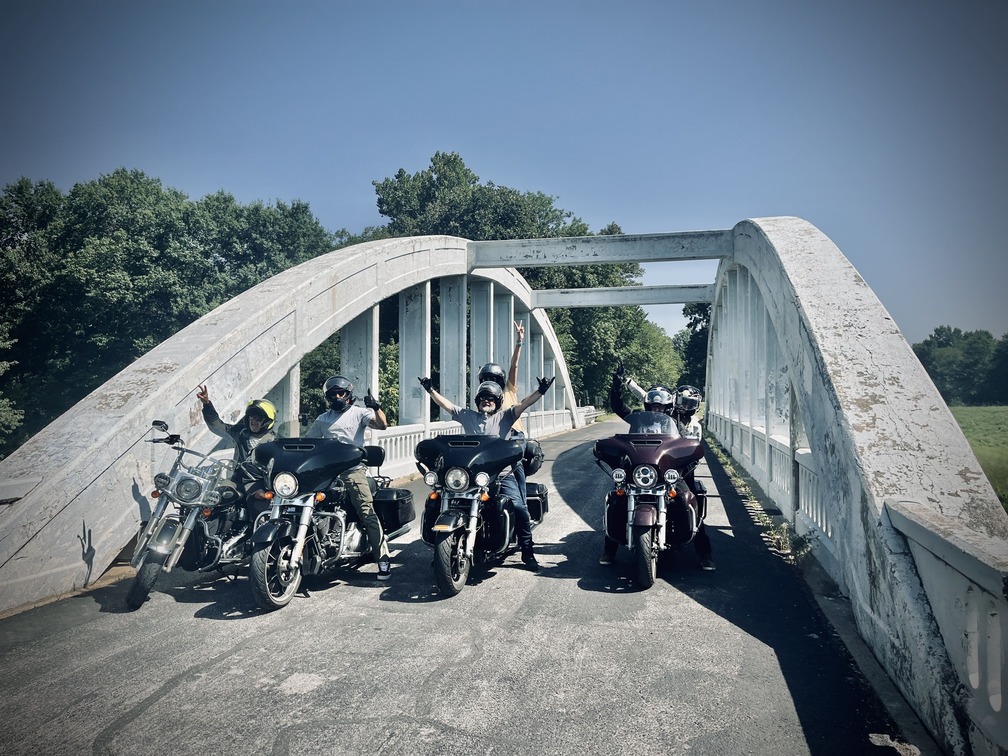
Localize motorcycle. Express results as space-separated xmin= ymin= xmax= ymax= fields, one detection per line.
xmin=593 ymin=426 xmax=706 ymax=588
xmin=247 ymin=437 xmax=415 ymax=610
xmin=415 ymin=434 xmax=548 ymax=597
xmin=127 ymin=420 xmax=249 ymax=609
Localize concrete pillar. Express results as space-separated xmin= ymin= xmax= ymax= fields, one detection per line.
xmin=493 ymin=292 xmax=514 ymax=370
xmin=544 ymin=356 xmax=556 ymax=411
xmin=340 ymin=305 xmax=379 ymax=398
xmin=513 ymin=310 xmax=531 ymax=398
xmin=399 ymin=283 xmax=431 ymax=425
xmin=529 ymin=332 xmax=544 ymax=398
xmin=266 ymin=364 xmax=300 ymax=438
xmin=469 ymin=279 xmax=494 ymax=403
xmin=440 ymin=275 xmax=468 ymax=408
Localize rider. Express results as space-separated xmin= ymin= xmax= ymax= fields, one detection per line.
xmin=670 ymin=385 xmax=703 ymax=440
xmin=606 ymin=367 xmax=716 ymax=571
xmin=477 ymin=320 xmax=530 ymax=513
xmin=197 ymin=385 xmax=276 ymax=496
xmin=304 ymin=376 xmax=393 ymax=581
xmin=418 ymin=373 xmax=555 ymax=571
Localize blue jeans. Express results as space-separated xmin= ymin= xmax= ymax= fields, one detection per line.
xmin=499 ymin=473 xmax=532 ymax=550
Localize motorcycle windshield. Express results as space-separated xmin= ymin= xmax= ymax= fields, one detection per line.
xmin=594 ymin=433 xmax=704 ymax=472
xmin=415 ymin=435 xmax=524 ymax=479
xmin=253 ymin=437 xmax=366 ymax=491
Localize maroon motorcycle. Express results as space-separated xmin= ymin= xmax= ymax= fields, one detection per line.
xmin=593 ymin=430 xmax=706 ymax=587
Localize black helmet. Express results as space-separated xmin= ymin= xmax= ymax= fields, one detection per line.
xmin=244 ymin=399 xmax=277 ymax=436
xmin=477 ymin=362 xmax=506 ymax=389
xmin=474 ymin=380 xmax=504 ymax=415
xmin=644 ymin=387 xmax=674 ymax=413
xmin=673 ymin=385 xmax=702 ymax=414
xmin=323 ymin=375 xmax=354 ymax=412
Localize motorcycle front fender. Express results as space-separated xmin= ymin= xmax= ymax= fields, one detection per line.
xmin=149 ymin=518 xmax=182 ymax=556
xmin=252 ymin=518 xmax=292 ymax=546
xmin=431 ymin=511 xmax=466 ymax=534
xmin=632 ymin=503 xmax=657 ymax=528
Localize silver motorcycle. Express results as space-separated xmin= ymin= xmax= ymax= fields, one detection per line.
xmin=126 ymin=420 xmax=245 ymax=609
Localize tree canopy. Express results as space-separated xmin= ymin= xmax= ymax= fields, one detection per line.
xmin=913 ymin=326 xmax=1008 ymax=406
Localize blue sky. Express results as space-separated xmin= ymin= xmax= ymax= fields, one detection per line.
xmin=3 ymin=0 xmax=1006 ymax=344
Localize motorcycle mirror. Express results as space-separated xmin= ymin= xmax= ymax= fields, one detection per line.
xmin=151 ymin=420 xmax=169 ymax=433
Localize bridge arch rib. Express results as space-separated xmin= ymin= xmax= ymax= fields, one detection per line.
xmin=0 ymin=235 xmax=576 ymax=614
xmin=706 ymin=217 xmax=1007 ymax=755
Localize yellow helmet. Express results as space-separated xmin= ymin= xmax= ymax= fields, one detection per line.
xmin=245 ymin=399 xmax=277 ymax=435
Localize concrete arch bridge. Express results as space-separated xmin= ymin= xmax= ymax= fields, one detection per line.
xmin=0 ymin=217 xmax=1005 ymax=755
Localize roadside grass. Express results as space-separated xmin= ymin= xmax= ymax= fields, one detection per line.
xmin=950 ymin=405 xmax=1008 ymax=514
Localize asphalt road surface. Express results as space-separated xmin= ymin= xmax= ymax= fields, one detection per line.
xmin=0 ymin=419 xmax=935 ymax=755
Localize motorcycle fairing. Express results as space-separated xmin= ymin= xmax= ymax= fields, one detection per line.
xmin=254 ymin=437 xmax=366 ymax=492
xmin=415 ymin=435 xmax=524 ymax=481
xmin=593 ymin=433 xmax=703 ymax=474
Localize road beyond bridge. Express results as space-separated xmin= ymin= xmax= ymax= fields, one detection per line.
xmin=0 ymin=420 xmax=935 ymax=755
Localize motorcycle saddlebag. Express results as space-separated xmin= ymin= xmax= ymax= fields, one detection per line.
xmin=525 ymin=482 xmax=549 ymax=524
xmin=374 ymin=487 xmax=416 ymax=532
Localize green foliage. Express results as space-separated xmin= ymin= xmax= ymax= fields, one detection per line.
xmin=913 ymin=326 xmax=1006 ymax=405
xmin=0 ymin=169 xmax=337 ymax=457
xmin=0 ymin=324 xmax=23 ymax=457
xmin=676 ymin=302 xmax=710 ymax=389
xmin=298 ymin=333 xmax=341 ymax=421
xmin=950 ymin=405 xmax=1008 ymax=513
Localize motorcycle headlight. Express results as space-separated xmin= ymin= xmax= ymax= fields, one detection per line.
xmin=444 ymin=468 xmax=469 ymax=492
xmin=632 ymin=465 xmax=658 ymax=488
xmin=174 ymin=477 xmax=203 ymax=503
xmin=273 ymin=472 xmax=299 ymax=498
xmin=423 ymin=471 xmax=439 ymax=487
xmin=204 ymin=490 xmax=221 ymax=507
xmin=474 ymin=472 xmax=490 ymax=487
xmin=664 ymin=469 xmax=680 ymax=485
xmin=153 ymin=472 xmax=171 ymax=490
xmin=611 ymin=468 xmax=626 ymax=484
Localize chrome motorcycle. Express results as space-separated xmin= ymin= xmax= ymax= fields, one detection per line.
xmin=416 ymin=434 xmax=548 ymax=597
xmin=127 ymin=420 xmax=245 ymax=609
xmin=248 ymin=437 xmax=414 ymax=610
xmin=593 ymin=426 xmax=706 ymax=588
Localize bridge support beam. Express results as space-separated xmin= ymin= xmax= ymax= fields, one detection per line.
xmin=398 ymin=283 xmax=431 ymax=426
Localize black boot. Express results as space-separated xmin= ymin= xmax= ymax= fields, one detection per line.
xmin=521 ymin=544 xmax=540 ymax=571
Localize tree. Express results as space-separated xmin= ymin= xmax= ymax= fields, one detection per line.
xmin=676 ymin=302 xmax=710 ymax=390
xmin=913 ymin=326 xmax=999 ymax=406
xmin=0 ymin=324 xmax=23 ymax=457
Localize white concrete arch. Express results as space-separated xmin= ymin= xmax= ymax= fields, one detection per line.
xmin=706 ymin=217 xmax=1007 ymax=754
xmin=0 ymin=235 xmax=576 ymax=614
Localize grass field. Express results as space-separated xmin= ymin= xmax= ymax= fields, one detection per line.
xmin=950 ymin=405 xmax=1008 ymax=513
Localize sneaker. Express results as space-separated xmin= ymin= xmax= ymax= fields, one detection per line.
xmin=521 ymin=549 xmax=540 ymax=572
xmin=377 ymin=558 xmax=392 ymax=581
xmin=699 ymin=557 xmax=716 ymax=571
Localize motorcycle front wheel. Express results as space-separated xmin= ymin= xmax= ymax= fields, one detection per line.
xmin=249 ymin=537 xmax=301 ymax=610
xmin=633 ymin=525 xmax=657 ymax=589
xmin=434 ymin=531 xmax=470 ymax=597
xmin=125 ymin=551 xmax=167 ymax=609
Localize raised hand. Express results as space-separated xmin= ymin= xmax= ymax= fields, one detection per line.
xmin=196 ymin=384 xmax=210 ymax=404
xmin=364 ymin=388 xmax=380 ymax=410
xmin=537 ymin=376 xmax=555 ymax=394
xmin=418 ymin=376 xmax=433 ymax=393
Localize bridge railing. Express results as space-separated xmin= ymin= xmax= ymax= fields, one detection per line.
xmin=885 ymin=499 xmax=1008 ymax=752
xmin=365 ymin=408 xmax=579 ymax=481
xmin=706 ymin=411 xmax=842 ymax=583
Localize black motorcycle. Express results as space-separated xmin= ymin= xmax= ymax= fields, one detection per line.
xmin=593 ymin=429 xmax=706 ymax=588
xmin=247 ymin=437 xmax=414 ymax=610
xmin=415 ymin=434 xmax=548 ymax=597
xmin=127 ymin=420 xmax=248 ymax=608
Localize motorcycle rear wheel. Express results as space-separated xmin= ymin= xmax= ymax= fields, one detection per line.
xmin=249 ymin=537 xmax=301 ymax=610
xmin=125 ymin=551 xmax=167 ymax=609
xmin=633 ymin=525 xmax=657 ymax=589
xmin=434 ymin=531 xmax=470 ymax=597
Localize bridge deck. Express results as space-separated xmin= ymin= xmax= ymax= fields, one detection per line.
xmin=0 ymin=420 xmax=933 ymax=754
